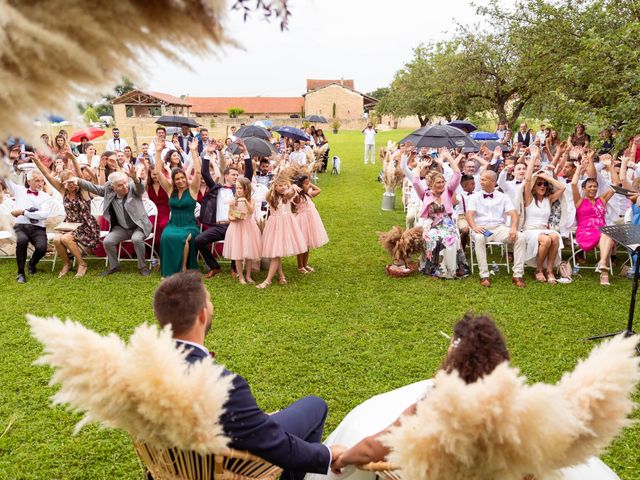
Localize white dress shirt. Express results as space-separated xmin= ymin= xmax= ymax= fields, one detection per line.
xmin=363 ymin=128 xmax=377 ymax=145
xmin=289 ymin=150 xmax=307 ymax=166
xmin=106 ymin=137 xmax=128 ymax=152
xmin=216 ymin=186 xmax=235 ymax=222
xmin=149 ymin=140 xmax=177 ymax=164
xmin=5 ymin=179 xmax=53 ymax=227
xmin=467 ymin=189 xmax=515 ymax=227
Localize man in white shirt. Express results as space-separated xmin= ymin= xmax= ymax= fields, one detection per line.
xmin=229 ymin=125 xmax=238 ymax=142
xmin=466 ymin=170 xmax=526 ymax=288
xmin=289 ymin=140 xmax=307 ymax=167
xmin=105 ymin=127 xmax=128 ymax=152
xmin=149 ymin=127 xmax=176 ymax=164
xmin=5 ymin=170 xmax=53 ymax=283
xmin=362 ymin=123 xmax=377 ymax=165
xmin=535 ymin=124 xmax=547 ymax=145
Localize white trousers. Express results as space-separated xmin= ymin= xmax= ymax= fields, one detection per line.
xmin=364 ymin=144 xmax=375 ymax=164
xmin=472 ymin=224 xmax=525 ymax=278
xmin=405 ymin=204 xmax=420 ymax=229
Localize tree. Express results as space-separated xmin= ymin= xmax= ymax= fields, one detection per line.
xmin=77 ymin=76 xmax=137 ymax=119
xmin=82 ymin=106 xmax=99 ymax=124
xmin=227 ymin=107 xmax=245 ymax=118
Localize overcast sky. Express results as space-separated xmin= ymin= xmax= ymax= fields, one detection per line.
xmin=141 ymin=0 xmax=486 ymax=98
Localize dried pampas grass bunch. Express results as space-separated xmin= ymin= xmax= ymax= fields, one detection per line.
xmin=383 ymin=334 xmax=640 ymax=480
xmin=28 ymin=315 xmax=233 ymax=454
xmin=0 ymin=0 xmax=231 ymax=139
xmin=378 ymin=225 xmax=424 ymax=267
xmin=381 ymin=141 xmax=403 ymax=193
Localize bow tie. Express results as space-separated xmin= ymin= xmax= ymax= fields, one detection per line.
xmin=466 ymin=192 xmax=473 ymax=196
xmin=209 ymin=351 xmax=216 ymax=359
xmin=223 ymin=185 xmax=233 ymax=190
xmin=566 ymin=178 xmax=571 ymax=183
xmin=27 ymin=189 xmax=39 ymax=196
xmin=483 ymin=193 xmax=494 ymax=199
xmin=515 ymin=181 xmax=522 ymax=184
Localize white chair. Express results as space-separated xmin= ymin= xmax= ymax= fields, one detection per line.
xmin=468 ymin=235 xmax=510 ymax=274
xmin=89 ymin=196 xmax=110 ymax=266
xmin=41 ymin=199 xmax=65 ymax=272
xmin=117 ymin=198 xmax=158 ymax=267
xmin=569 ymin=228 xmax=612 ymax=272
xmin=0 ymin=197 xmax=16 ymax=257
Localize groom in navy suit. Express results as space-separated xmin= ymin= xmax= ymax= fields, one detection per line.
xmin=153 ymin=271 xmax=345 ymax=480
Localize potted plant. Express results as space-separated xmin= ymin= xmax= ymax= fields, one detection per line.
xmin=331 ymin=118 xmax=341 ymax=134
xmin=380 ymin=141 xmax=403 ymax=211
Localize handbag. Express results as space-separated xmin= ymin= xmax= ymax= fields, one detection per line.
xmin=557 ymin=260 xmax=572 ymax=280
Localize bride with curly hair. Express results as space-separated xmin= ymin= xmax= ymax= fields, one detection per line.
xmin=307 ymin=314 xmax=623 ymax=480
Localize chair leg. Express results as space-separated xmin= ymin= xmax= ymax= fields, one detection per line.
xmin=469 ymin=239 xmax=475 ymax=274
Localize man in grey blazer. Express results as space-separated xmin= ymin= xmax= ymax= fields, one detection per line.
xmin=67 ymin=166 xmax=152 ymax=276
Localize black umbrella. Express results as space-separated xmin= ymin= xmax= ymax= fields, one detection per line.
xmin=400 ymin=124 xmax=478 ymax=149
xmin=304 ymin=115 xmax=328 ymax=123
xmin=483 ymin=140 xmax=511 ymax=153
xmin=275 ymin=126 xmax=310 ymax=142
xmin=229 ymin=137 xmax=277 ymax=157
xmin=447 ymin=120 xmax=478 ymax=133
xmin=235 ymin=125 xmax=271 ymax=140
xmin=155 ymin=115 xmax=199 ymax=128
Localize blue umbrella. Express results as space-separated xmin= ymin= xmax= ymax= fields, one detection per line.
xmin=470 ymin=131 xmax=500 ymax=141
xmin=447 ymin=120 xmax=477 ymax=133
xmin=254 ymin=120 xmax=273 ymax=128
xmin=47 ymin=115 xmax=65 ymax=123
xmin=274 ymin=126 xmax=310 ymax=142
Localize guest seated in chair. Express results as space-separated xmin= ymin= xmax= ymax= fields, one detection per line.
xmin=67 ymin=167 xmax=152 ymax=276
xmin=153 ymin=271 xmax=345 ymax=480
xmin=466 ymin=170 xmax=526 ymax=288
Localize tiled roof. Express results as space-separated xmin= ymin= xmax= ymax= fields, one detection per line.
xmin=306 ymin=79 xmax=354 ymax=91
xmin=148 ymin=91 xmax=191 ymax=106
xmin=186 ymin=97 xmax=304 ymax=114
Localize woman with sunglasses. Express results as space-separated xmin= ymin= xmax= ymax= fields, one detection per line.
xmin=522 ymin=145 xmax=566 ymax=283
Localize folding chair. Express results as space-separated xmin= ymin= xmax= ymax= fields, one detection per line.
xmin=568 ymin=228 xmax=612 ymax=272
xmin=0 ymin=197 xmax=16 ymax=257
xmin=90 ymin=196 xmax=110 ymax=266
xmin=468 ymin=235 xmax=510 ymax=274
xmin=117 ymin=198 xmax=158 ymax=267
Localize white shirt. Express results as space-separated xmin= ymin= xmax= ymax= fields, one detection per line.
xmin=149 ymin=140 xmax=177 ymax=164
xmin=290 ymin=150 xmax=307 ymax=166
xmin=497 ymin=169 xmax=525 ymax=204
xmin=363 ymin=128 xmax=377 ymax=145
xmin=216 ymin=186 xmax=235 ymax=222
xmin=106 ymin=137 xmax=128 ymax=152
xmin=467 ymin=189 xmax=515 ymax=227
xmin=454 ymin=190 xmax=475 ymax=216
xmin=5 ymin=179 xmax=53 ymax=227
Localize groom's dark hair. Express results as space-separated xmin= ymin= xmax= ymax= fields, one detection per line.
xmin=154 ymin=271 xmax=207 ymax=336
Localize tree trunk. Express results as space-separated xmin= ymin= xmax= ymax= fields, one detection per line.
xmin=417 ymin=114 xmax=428 ymax=127
xmin=507 ymin=100 xmax=527 ymax=128
xmin=495 ymin=103 xmax=509 ymax=126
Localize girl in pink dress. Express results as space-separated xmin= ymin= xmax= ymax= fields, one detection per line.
xmin=223 ymin=177 xmax=262 ymax=284
xmin=257 ymin=177 xmax=307 ymax=289
xmin=294 ymin=174 xmax=328 ymax=273
xmin=571 ymin=154 xmax=619 ymax=285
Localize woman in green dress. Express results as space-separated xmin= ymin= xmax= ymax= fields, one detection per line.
xmin=155 ymin=138 xmax=202 ymax=278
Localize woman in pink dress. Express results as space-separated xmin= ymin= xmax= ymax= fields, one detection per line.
xmin=223 ymin=177 xmax=262 ymax=284
xmin=294 ymin=174 xmax=328 ymax=273
xmin=571 ymin=153 xmax=619 ymax=285
xmin=257 ymin=176 xmax=307 ymax=289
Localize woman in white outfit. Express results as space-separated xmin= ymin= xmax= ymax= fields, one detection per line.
xmin=522 ymin=146 xmax=566 ymax=284
xmin=306 ymin=314 xmax=620 ymax=480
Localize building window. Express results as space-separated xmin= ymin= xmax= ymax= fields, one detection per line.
xmin=126 ymin=106 xmax=134 ymax=118
xmin=149 ymin=106 xmax=162 ymax=117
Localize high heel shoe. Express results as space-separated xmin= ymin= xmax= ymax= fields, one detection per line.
xmin=546 ymin=272 xmax=557 ymax=285
xmin=58 ymin=263 xmax=72 ymax=278
xmin=535 ymin=271 xmax=546 ymax=283
xmin=278 ymin=275 xmax=287 ymax=285
xmin=256 ymin=280 xmax=271 ymax=289
xmin=75 ymin=264 xmax=88 ymax=278
xmin=600 ymin=267 xmax=610 ymax=286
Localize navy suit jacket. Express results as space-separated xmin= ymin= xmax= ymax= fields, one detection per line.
xmin=179 ymin=342 xmax=331 ymax=474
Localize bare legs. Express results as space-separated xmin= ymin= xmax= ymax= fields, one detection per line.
xmin=598 ymin=234 xmax=614 ymax=285
xmin=257 ymin=257 xmax=284 ymax=289
xmin=54 ymin=232 xmax=88 ymax=278
xmin=182 ymin=235 xmax=191 ymax=272
xmin=297 ymin=251 xmax=314 ymax=273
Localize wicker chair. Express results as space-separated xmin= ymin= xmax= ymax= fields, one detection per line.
xmin=132 ymin=439 xmax=282 ymax=480
xmin=358 ymin=462 xmax=536 ymax=480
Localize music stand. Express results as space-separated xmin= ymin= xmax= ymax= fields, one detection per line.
xmin=586 ymin=224 xmax=640 ymax=350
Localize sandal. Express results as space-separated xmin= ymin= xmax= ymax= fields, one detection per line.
xmin=600 ymin=268 xmax=610 ymax=286
xmin=256 ymin=280 xmax=271 ymax=289
xmin=75 ymin=264 xmax=88 ymax=278
xmin=58 ymin=263 xmax=72 ymax=278
xmin=246 ymin=278 xmax=255 ymax=284
xmin=239 ymin=277 xmax=247 ymax=285
xmin=305 ymin=266 xmax=316 ymax=273
xmin=535 ymin=271 xmax=547 ymax=283
xmin=298 ymin=267 xmax=310 ymax=274
xmin=546 ymin=273 xmax=558 ymax=285
xmin=278 ymin=275 xmax=287 ymax=285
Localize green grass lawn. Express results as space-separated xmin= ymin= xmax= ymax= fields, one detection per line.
xmin=1 ymin=129 xmax=638 ymax=479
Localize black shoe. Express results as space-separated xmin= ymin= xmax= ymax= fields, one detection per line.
xmin=28 ymin=264 xmax=37 ymax=275
xmin=100 ymin=266 xmax=121 ymax=277
xmin=16 ymin=273 xmax=27 ymax=283
xmin=139 ymin=267 xmax=151 ymax=277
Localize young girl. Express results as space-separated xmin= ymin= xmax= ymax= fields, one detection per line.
xmin=257 ymin=175 xmax=307 ymax=289
xmin=294 ymin=174 xmax=328 ymax=273
xmin=222 ymin=177 xmax=262 ymax=284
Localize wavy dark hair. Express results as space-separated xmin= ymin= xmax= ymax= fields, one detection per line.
xmin=439 ymin=313 xmax=510 ymax=384
xmin=293 ymin=174 xmax=310 ymax=201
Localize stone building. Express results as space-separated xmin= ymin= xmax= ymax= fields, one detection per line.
xmin=303 ymin=79 xmax=378 ymax=121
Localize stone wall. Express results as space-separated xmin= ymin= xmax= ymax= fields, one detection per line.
xmin=304 ymin=85 xmax=364 ymax=120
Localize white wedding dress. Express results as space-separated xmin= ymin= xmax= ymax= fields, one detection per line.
xmin=306 ymin=380 xmax=620 ymax=480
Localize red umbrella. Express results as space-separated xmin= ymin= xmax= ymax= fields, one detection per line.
xmin=70 ymin=127 xmax=106 ymax=142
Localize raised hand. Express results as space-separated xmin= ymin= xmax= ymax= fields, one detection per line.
xmin=126 ymin=163 xmax=137 ymax=179
xmin=189 ymin=138 xmax=199 ymax=152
